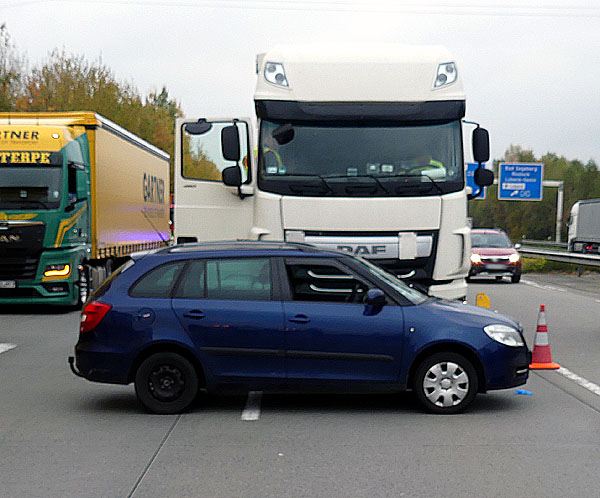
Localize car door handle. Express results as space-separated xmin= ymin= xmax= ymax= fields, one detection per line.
xmin=288 ymin=314 xmax=310 ymax=324
xmin=183 ymin=310 xmax=205 ymax=319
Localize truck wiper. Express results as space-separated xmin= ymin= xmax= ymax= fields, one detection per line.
xmin=321 ymin=174 xmax=392 ymax=194
xmin=273 ymin=173 xmax=334 ymax=195
xmin=0 ymin=198 xmax=51 ymax=209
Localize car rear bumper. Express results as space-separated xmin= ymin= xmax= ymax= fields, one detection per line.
xmin=70 ymin=345 xmax=132 ymax=384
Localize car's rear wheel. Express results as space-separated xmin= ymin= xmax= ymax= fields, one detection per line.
xmin=135 ymin=352 xmax=198 ymax=414
xmin=413 ymin=352 xmax=478 ymax=414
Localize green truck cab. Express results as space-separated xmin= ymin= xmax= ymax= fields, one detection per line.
xmin=0 ymin=112 xmax=170 ymax=306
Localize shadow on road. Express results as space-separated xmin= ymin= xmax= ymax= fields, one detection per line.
xmin=0 ymin=304 xmax=77 ymax=315
xmin=71 ymin=390 xmax=524 ymax=416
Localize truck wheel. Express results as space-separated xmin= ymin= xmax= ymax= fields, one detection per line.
xmin=413 ymin=352 xmax=478 ymax=414
xmin=135 ymin=352 xmax=199 ymax=414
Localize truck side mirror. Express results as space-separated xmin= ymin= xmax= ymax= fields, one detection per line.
xmin=222 ymin=166 xmax=242 ymax=187
xmin=221 ymin=125 xmax=240 ymax=162
xmin=472 ymin=127 xmax=490 ymax=163
xmin=474 ymin=166 xmax=494 ymax=187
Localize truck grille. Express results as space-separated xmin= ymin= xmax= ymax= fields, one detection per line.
xmin=0 ymin=255 xmax=40 ymax=280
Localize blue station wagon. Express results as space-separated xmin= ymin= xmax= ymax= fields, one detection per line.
xmin=69 ymin=242 xmax=530 ymax=414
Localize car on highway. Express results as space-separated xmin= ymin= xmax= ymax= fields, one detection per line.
xmin=69 ymin=242 xmax=530 ymax=415
xmin=469 ymin=228 xmax=522 ymax=283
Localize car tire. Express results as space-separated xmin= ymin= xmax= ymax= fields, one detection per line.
xmin=511 ymin=273 xmax=521 ymax=283
xmin=135 ymin=352 xmax=199 ymax=414
xmin=413 ymin=352 xmax=478 ymax=414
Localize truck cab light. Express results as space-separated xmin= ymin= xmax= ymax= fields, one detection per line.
xmin=264 ymin=62 xmax=289 ymax=87
xmin=44 ymin=264 xmax=71 ymax=277
xmin=434 ymin=62 xmax=457 ymax=88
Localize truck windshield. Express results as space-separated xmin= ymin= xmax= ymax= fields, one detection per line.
xmin=258 ymin=120 xmax=463 ymax=197
xmin=0 ymin=166 xmax=62 ymax=209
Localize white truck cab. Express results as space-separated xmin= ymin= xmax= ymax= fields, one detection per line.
xmin=174 ymin=44 xmax=492 ymax=300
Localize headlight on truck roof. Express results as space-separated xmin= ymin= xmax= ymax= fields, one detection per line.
xmin=264 ymin=62 xmax=289 ymax=87
xmin=434 ymin=62 xmax=457 ymax=88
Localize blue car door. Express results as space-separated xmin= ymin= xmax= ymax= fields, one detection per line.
xmin=280 ymin=258 xmax=406 ymax=386
xmin=171 ymin=257 xmax=285 ymax=388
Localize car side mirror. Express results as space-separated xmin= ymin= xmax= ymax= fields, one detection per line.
xmin=514 ymin=243 xmax=522 ymax=250
xmin=365 ymin=288 xmax=386 ymax=307
xmin=222 ymin=166 xmax=242 ymax=187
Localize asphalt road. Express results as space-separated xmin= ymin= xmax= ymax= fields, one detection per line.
xmin=1 ymin=274 xmax=599 ymax=498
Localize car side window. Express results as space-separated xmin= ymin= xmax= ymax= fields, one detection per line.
xmin=285 ymin=263 xmax=368 ymax=303
xmin=176 ymin=258 xmax=272 ymax=301
xmin=129 ymin=261 xmax=185 ymax=298
xmin=174 ymin=260 xmax=206 ymax=299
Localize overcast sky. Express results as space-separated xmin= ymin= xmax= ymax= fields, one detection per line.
xmin=2 ymin=0 xmax=599 ymax=164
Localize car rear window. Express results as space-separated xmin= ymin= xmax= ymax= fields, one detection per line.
xmin=89 ymin=258 xmax=134 ymax=301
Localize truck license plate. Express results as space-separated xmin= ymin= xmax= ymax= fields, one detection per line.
xmin=0 ymin=280 xmax=16 ymax=289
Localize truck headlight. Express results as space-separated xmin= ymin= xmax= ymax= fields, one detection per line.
xmin=44 ymin=264 xmax=71 ymax=277
xmin=509 ymin=253 xmax=520 ymax=263
xmin=434 ymin=62 xmax=457 ymax=88
xmin=264 ymin=62 xmax=289 ymax=87
xmin=470 ymin=253 xmax=482 ymax=264
xmin=484 ymin=324 xmax=524 ymax=347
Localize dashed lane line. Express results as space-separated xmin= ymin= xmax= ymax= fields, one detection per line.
xmin=0 ymin=343 xmax=17 ymax=354
xmin=557 ymin=366 xmax=600 ymax=397
xmin=241 ymin=391 xmax=263 ymax=421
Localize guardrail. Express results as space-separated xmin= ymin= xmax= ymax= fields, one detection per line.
xmin=521 ymin=239 xmax=568 ymax=249
xmin=519 ymin=247 xmax=600 ymax=267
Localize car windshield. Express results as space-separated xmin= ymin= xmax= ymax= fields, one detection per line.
xmin=0 ymin=165 xmax=63 ymax=209
xmin=354 ymin=257 xmax=428 ymax=305
xmin=258 ymin=120 xmax=463 ymax=197
xmin=471 ymin=232 xmax=512 ymax=248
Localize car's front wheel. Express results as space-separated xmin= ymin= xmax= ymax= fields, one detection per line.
xmin=413 ymin=352 xmax=478 ymax=414
xmin=135 ymin=352 xmax=199 ymax=414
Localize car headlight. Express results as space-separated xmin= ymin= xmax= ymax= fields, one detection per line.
xmin=509 ymin=253 xmax=520 ymax=263
xmin=470 ymin=253 xmax=482 ymax=264
xmin=484 ymin=324 xmax=524 ymax=347
xmin=44 ymin=264 xmax=71 ymax=277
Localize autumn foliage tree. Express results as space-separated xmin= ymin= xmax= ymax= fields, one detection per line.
xmin=0 ymin=25 xmax=182 ymax=190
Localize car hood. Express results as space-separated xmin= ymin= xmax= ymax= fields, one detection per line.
xmin=471 ymin=247 xmax=517 ymax=256
xmin=421 ymin=298 xmax=521 ymax=330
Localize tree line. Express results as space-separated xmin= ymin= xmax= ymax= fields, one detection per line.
xmin=0 ymin=24 xmax=182 ymax=189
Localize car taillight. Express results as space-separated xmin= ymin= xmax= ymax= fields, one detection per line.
xmin=80 ymin=301 xmax=112 ymax=334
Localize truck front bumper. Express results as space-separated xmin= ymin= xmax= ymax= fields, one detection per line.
xmin=0 ymin=247 xmax=84 ymax=306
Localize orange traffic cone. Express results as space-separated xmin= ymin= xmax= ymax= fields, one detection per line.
xmin=529 ymin=304 xmax=560 ymax=370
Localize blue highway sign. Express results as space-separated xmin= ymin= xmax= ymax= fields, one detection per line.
xmin=466 ymin=162 xmax=488 ymax=200
xmin=498 ymin=163 xmax=544 ymax=201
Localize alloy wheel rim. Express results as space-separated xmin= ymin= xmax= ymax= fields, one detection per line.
xmin=422 ymin=361 xmax=469 ymax=408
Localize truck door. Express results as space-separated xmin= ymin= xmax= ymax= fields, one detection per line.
xmin=174 ymin=118 xmax=254 ymax=244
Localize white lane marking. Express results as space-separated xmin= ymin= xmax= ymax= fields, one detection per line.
xmin=521 ymin=279 xmax=567 ymax=293
xmin=241 ymin=391 xmax=263 ymax=421
xmin=0 ymin=343 xmax=17 ymax=354
xmin=557 ymin=366 xmax=600 ymax=397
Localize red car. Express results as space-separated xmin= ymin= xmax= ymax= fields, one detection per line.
xmin=468 ymin=229 xmax=522 ymax=283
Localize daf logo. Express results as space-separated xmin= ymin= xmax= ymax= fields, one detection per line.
xmin=0 ymin=234 xmax=20 ymax=243
xmin=337 ymin=245 xmax=386 ymax=255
